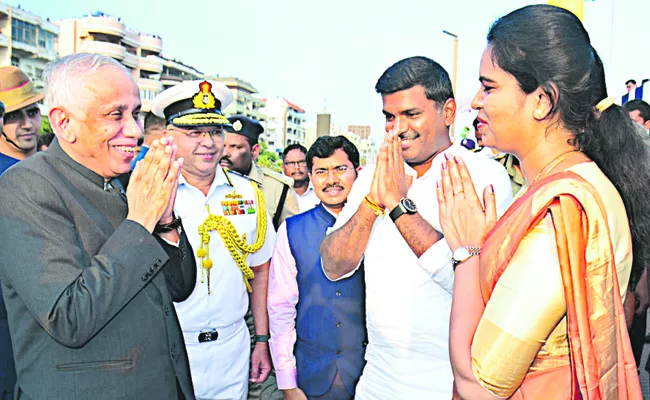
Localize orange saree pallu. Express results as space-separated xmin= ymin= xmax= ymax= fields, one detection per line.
xmin=474 ymin=171 xmax=641 ymax=399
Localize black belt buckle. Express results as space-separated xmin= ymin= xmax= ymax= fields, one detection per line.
xmin=198 ymin=329 xmax=218 ymax=343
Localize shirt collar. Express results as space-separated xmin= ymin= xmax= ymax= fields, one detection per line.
xmin=47 ymin=138 xmax=108 ymax=188
xmin=178 ymin=166 xmax=231 ymax=190
xmin=301 ymin=181 xmax=315 ymax=196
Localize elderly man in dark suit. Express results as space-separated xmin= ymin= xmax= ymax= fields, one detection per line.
xmin=0 ymin=53 xmax=196 ymax=399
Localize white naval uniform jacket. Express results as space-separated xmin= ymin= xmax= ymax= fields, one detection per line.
xmin=174 ymin=167 xmax=276 ymax=400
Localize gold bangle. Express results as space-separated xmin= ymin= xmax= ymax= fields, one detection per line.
xmin=363 ymin=195 xmax=385 ymax=216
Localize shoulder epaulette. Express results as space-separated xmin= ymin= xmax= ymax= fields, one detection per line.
xmin=222 ymin=167 xmax=263 ymax=187
xmin=260 ymin=167 xmax=293 ymax=186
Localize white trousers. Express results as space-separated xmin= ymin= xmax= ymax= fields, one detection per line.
xmin=184 ymin=319 xmax=250 ymax=400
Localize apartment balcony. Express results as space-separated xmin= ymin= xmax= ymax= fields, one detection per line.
xmin=138 ymin=78 xmax=163 ymax=93
xmin=82 ymin=16 xmax=125 ymax=38
xmin=165 ymin=59 xmax=201 ymax=78
xmin=40 ymin=20 xmax=59 ymax=35
xmin=80 ymin=40 xmax=126 ymax=60
xmin=122 ymin=29 xmax=139 ymax=48
xmin=139 ymin=34 xmax=162 ymax=53
xmin=12 ymin=40 xmax=38 ymax=56
xmin=36 ymin=47 xmax=57 ymax=61
xmin=139 ymin=55 xmax=163 ymax=74
xmin=0 ymin=34 xmax=8 ymax=47
xmin=122 ymin=52 xmax=138 ymax=68
xmin=160 ymin=73 xmax=183 ymax=87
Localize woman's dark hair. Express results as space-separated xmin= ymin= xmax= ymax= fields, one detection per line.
xmin=306 ymin=135 xmax=360 ymax=172
xmin=488 ymin=4 xmax=650 ymax=285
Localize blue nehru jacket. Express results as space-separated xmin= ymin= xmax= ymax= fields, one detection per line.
xmin=286 ymin=203 xmax=367 ymax=397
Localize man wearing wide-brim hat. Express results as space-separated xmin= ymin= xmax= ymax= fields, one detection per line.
xmin=152 ymin=80 xmax=276 ymax=400
xmin=0 ymin=66 xmax=43 ymax=176
xmin=0 ymin=66 xmax=43 ymax=400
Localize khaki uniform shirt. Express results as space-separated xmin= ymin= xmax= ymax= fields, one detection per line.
xmin=249 ymin=164 xmax=299 ymax=228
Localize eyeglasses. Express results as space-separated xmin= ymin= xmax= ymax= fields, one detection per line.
xmin=167 ymin=127 xmax=224 ymax=140
xmin=283 ymin=160 xmax=307 ymax=168
xmin=312 ymin=165 xmax=351 ymax=177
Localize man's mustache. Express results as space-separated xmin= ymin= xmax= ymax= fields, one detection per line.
xmin=220 ymin=157 xmax=232 ymax=166
xmin=323 ymin=184 xmax=344 ymax=192
xmin=399 ymin=132 xmax=420 ymax=141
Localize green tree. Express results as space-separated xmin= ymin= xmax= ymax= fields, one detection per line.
xmin=41 ymin=116 xmax=53 ymax=135
xmin=256 ymin=141 xmax=282 ymax=172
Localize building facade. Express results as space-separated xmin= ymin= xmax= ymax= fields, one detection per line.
xmin=346 ymin=125 xmax=375 ymax=165
xmin=260 ymin=97 xmax=306 ymax=153
xmin=358 ymin=137 xmax=378 ymax=166
xmin=316 ymin=113 xmax=331 ymax=139
xmin=57 ymin=12 xmax=164 ymax=111
xmin=212 ymin=76 xmax=266 ymax=123
xmin=0 ymin=3 xmax=58 ymax=89
xmin=160 ymin=57 xmax=203 ymax=90
xmin=347 ymin=125 xmax=371 ymax=140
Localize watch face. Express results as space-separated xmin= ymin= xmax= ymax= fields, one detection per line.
xmin=401 ymin=198 xmax=417 ymax=213
xmin=453 ymin=247 xmax=470 ymax=262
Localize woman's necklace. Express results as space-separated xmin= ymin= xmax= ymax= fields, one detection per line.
xmin=514 ymin=150 xmax=578 ymax=199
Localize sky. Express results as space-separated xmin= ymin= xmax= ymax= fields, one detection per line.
xmin=23 ymin=0 xmax=650 ymax=142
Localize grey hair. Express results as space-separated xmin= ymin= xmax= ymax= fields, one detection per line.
xmin=44 ymin=53 xmax=131 ymax=111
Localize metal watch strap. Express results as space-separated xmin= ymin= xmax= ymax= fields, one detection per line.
xmin=452 ymin=246 xmax=481 ymax=271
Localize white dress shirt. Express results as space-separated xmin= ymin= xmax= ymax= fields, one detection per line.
xmin=173 ymin=168 xmax=276 ymax=399
xmin=327 ymin=146 xmax=513 ymax=399
xmin=296 ymin=182 xmax=320 ymax=213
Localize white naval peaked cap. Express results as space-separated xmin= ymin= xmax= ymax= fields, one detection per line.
xmin=150 ymin=80 xmax=234 ymax=127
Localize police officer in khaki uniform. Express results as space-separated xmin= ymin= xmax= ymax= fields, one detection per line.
xmin=221 ymin=115 xmax=299 ymax=230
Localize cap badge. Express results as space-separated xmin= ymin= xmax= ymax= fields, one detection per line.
xmin=233 ymin=120 xmax=243 ymax=132
xmin=192 ymin=81 xmax=217 ymax=110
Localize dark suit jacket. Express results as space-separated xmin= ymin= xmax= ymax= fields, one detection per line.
xmin=0 ymin=140 xmax=196 ymax=399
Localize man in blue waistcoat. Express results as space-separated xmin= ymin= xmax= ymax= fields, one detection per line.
xmin=267 ymin=135 xmax=367 ymax=400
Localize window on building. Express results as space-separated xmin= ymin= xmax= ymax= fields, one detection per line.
xmin=10 ymin=57 xmax=19 ymax=67
xmin=12 ymin=19 xmax=38 ymax=46
xmin=139 ymin=90 xmax=157 ymax=101
xmin=37 ymin=28 xmax=57 ymax=50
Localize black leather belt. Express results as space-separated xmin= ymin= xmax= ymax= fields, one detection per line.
xmin=198 ymin=329 xmax=219 ymax=343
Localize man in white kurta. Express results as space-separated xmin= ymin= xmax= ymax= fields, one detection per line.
xmin=321 ymin=56 xmax=513 ymax=399
xmin=327 ymin=147 xmax=511 ymax=399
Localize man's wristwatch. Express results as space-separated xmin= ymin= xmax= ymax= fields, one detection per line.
xmin=154 ymin=213 xmax=182 ymax=234
xmin=452 ymin=246 xmax=481 ymax=270
xmin=389 ymin=197 xmax=417 ymax=222
xmin=255 ymin=334 xmax=270 ymax=343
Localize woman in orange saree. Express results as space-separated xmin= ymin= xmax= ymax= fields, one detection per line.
xmin=436 ymin=5 xmax=650 ymax=400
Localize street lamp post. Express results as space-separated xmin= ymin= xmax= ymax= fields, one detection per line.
xmin=442 ymin=30 xmax=459 ymax=141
